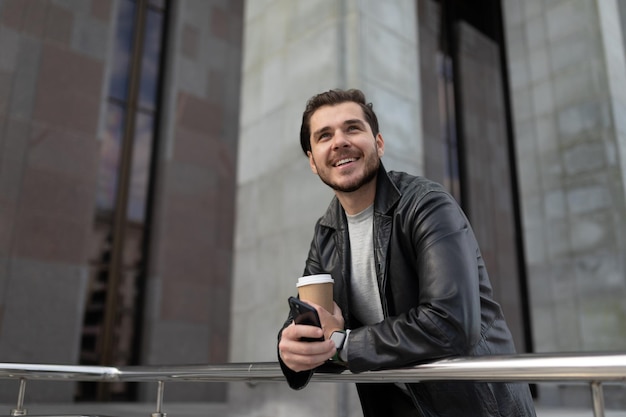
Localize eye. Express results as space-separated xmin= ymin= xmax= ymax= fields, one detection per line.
xmin=318 ymin=132 xmax=331 ymax=141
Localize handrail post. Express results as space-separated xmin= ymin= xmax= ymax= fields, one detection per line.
xmin=150 ymin=380 xmax=166 ymax=417
xmin=590 ymin=381 xmax=605 ymax=417
xmin=10 ymin=378 xmax=27 ymax=416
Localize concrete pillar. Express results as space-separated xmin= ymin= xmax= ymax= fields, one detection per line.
xmin=231 ymin=1 xmax=422 ymax=415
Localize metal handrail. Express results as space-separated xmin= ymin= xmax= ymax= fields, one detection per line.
xmin=1 ymin=352 xmax=625 ymax=417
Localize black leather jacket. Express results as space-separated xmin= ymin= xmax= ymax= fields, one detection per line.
xmin=279 ymin=165 xmax=536 ymax=417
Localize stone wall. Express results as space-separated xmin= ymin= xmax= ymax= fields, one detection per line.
xmin=502 ymin=0 xmax=626 ymax=407
xmin=0 ymin=0 xmax=113 ymax=402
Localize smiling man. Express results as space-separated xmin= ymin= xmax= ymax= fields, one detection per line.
xmin=308 ymin=103 xmax=382 ymax=194
xmin=277 ymin=89 xmax=536 ymax=417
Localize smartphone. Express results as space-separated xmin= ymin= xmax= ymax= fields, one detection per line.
xmin=288 ymin=296 xmax=324 ymax=342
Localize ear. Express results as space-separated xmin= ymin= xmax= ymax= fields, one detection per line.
xmin=376 ymin=133 xmax=385 ymax=158
xmin=307 ymin=151 xmax=318 ymax=174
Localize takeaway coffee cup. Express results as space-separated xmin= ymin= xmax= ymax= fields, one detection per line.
xmin=297 ymin=274 xmax=335 ymax=312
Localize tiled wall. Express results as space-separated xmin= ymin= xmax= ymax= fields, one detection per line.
xmin=504 ymin=0 xmax=626 ymax=354
xmin=0 ymin=0 xmax=244 ymax=403
xmin=0 ymin=0 xmax=112 ymax=402
xmin=503 ymin=0 xmax=626 ymax=407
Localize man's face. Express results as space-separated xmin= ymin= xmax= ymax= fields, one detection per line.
xmin=307 ymin=102 xmax=384 ymax=193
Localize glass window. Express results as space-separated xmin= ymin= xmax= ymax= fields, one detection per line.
xmin=139 ymin=8 xmax=164 ymax=109
xmin=108 ymin=0 xmax=137 ymax=102
xmin=127 ymin=111 xmax=154 ymax=223
xmin=96 ymin=102 xmax=125 ymax=213
xmin=81 ymin=0 xmax=168 ymax=402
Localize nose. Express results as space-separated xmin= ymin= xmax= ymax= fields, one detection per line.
xmin=331 ymin=129 xmax=350 ymax=150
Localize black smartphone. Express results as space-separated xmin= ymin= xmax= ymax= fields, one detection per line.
xmin=288 ymin=296 xmax=324 ymax=342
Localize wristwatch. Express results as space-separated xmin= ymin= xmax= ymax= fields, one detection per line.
xmin=330 ymin=330 xmax=346 ymax=362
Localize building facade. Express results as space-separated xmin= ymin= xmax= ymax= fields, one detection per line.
xmin=0 ymin=0 xmax=243 ymax=402
xmin=233 ymin=0 xmax=626 ymax=414
xmin=0 ymin=0 xmax=625 ymax=414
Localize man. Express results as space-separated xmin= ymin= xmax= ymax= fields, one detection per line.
xmin=277 ymin=88 xmax=536 ymax=417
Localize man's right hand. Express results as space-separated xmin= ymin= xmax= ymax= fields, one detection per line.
xmin=278 ymin=322 xmax=336 ymax=372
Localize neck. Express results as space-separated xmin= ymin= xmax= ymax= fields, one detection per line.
xmin=335 ymin=177 xmax=377 ymax=215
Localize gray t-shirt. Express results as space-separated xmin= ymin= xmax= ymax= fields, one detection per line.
xmin=347 ymin=206 xmax=409 ymax=394
xmin=346 ymin=205 xmax=384 ymax=325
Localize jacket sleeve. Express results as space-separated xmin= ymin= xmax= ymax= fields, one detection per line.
xmin=277 ymin=219 xmax=345 ymax=389
xmin=346 ymin=190 xmax=485 ymax=373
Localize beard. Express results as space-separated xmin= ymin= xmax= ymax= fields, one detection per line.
xmin=316 ymin=154 xmax=380 ymax=193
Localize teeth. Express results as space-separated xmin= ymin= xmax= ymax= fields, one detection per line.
xmin=335 ymin=158 xmax=356 ymax=167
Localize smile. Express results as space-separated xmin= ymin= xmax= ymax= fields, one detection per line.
xmin=334 ymin=158 xmax=357 ymax=167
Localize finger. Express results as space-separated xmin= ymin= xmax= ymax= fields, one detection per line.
xmin=280 ymin=325 xmax=331 ymax=353
xmin=282 ymin=322 xmax=323 ymax=341
xmin=282 ymin=336 xmax=332 ymax=357
xmin=295 ymin=324 xmax=325 ymax=340
xmin=280 ymin=353 xmax=328 ymax=372
xmin=279 ymin=341 xmax=336 ymax=371
xmin=279 ymin=336 xmax=333 ymax=356
xmin=279 ymin=326 xmax=335 ymax=355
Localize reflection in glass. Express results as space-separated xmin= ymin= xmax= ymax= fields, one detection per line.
xmin=96 ymin=103 xmax=125 ymax=213
xmin=84 ymin=0 xmax=168 ymax=401
xmin=109 ymin=0 xmax=137 ymax=102
xmin=437 ymin=52 xmax=461 ymax=202
xmin=139 ymin=8 xmax=164 ymax=109
xmin=127 ymin=112 xmax=154 ymax=223
xmin=149 ymin=0 xmax=166 ymax=8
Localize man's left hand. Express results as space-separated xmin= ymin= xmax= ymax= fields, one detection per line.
xmin=309 ymin=301 xmax=345 ymax=340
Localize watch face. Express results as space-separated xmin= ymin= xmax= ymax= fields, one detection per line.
xmin=330 ymin=331 xmax=346 ymax=349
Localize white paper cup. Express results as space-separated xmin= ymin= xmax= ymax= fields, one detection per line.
xmin=297 ymin=274 xmax=334 ymax=312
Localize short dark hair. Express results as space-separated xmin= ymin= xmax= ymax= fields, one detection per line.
xmin=299 ymin=89 xmax=380 ymax=156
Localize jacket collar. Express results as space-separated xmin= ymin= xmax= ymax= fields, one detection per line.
xmin=318 ymin=162 xmax=401 ymax=229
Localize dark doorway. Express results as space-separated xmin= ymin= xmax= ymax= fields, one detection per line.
xmin=418 ymin=0 xmax=534 ymax=355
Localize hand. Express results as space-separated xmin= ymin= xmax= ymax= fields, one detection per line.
xmin=278 ymin=322 xmax=335 ymax=372
xmin=313 ymin=301 xmax=345 ymax=340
